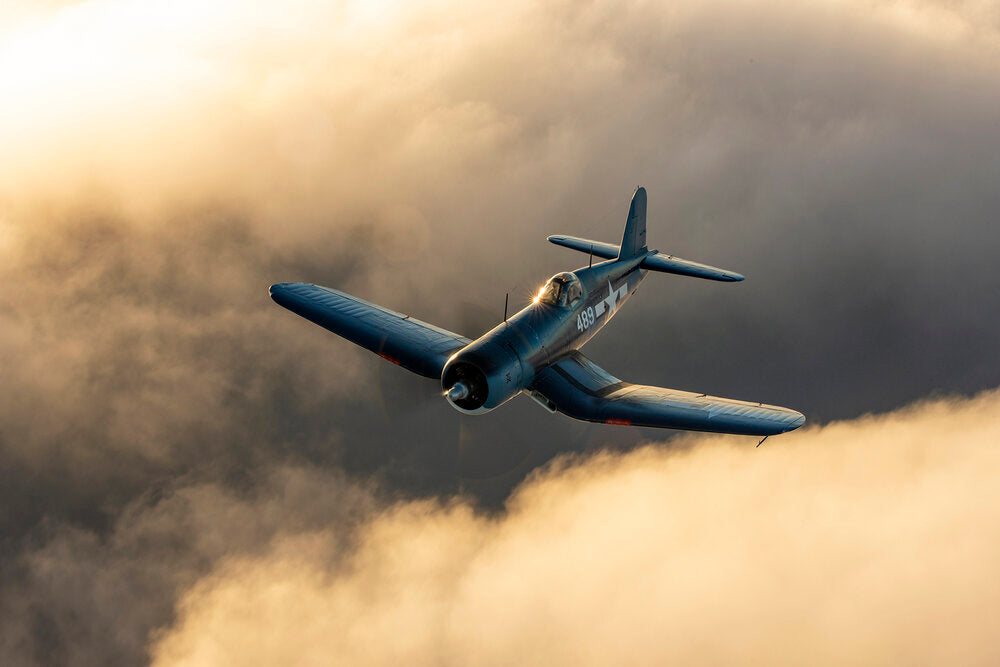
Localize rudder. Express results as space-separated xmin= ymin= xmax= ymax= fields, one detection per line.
xmin=619 ymin=186 xmax=647 ymax=259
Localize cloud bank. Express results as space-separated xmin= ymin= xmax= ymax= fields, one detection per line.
xmin=152 ymin=390 xmax=1000 ymax=666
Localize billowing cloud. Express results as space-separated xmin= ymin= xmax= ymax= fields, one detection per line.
xmin=151 ymin=389 xmax=1000 ymax=666
xmin=2 ymin=0 xmax=1000 ymax=664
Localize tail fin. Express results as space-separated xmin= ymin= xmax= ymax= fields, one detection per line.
xmin=619 ymin=186 xmax=647 ymax=259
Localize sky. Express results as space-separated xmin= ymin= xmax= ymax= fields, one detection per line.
xmin=1 ymin=0 xmax=999 ymax=664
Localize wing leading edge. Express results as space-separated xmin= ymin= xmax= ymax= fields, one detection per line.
xmin=270 ymin=282 xmax=471 ymax=379
xmin=530 ymin=352 xmax=805 ymax=436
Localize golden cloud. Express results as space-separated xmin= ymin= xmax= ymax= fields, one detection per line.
xmin=152 ymin=389 xmax=1000 ymax=665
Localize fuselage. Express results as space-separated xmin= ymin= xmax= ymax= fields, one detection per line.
xmin=442 ymin=254 xmax=648 ymax=413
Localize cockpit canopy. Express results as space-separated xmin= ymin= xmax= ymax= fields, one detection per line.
xmin=538 ymin=272 xmax=583 ymax=307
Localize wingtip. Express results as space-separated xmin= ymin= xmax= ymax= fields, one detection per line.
xmin=786 ymin=410 xmax=806 ymax=432
xmin=269 ymin=282 xmax=300 ymax=303
xmin=269 ymin=284 xmax=282 ymax=305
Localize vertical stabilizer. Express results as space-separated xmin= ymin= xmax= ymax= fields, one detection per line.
xmin=619 ymin=186 xmax=648 ymax=259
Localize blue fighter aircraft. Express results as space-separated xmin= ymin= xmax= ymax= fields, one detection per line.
xmin=270 ymin=187 xmax=805 ymax=436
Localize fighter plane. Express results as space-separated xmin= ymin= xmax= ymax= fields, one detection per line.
xmin=270 ymin=187 xmax=805 ymax=436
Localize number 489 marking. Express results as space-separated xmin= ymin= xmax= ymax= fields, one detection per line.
xmin=577 ymin=306 xmax=596 ymax=332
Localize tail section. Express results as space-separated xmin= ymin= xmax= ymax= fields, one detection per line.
xmin=619 ymin=186 xmax=647 ymax=259
xmin=547 ymin=186 xmax=746 ymax=282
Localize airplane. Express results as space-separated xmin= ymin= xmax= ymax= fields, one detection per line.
xmin=270 ymin=187 xmax=805 ymax=436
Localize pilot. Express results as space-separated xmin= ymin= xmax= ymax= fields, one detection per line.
xmin=539 ymin=272 xmax=582 ymax=307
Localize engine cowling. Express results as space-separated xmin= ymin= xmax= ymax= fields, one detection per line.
xmin=441 ymin=339 xmax=525 ymax=414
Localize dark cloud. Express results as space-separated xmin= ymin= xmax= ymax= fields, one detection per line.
xmin=0 ymin=466 xmax=378 ymax=666
xmin=1 ymin=0 xmax=999 ymax=663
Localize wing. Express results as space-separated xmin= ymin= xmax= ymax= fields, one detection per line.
xmin=530 ymin=352 xmax=805 ymax=436
xmin=270 ymin=282 xmax=471 ymax=379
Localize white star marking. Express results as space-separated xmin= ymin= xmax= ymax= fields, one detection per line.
xmin=598 ymin=280 xmax=628 ymax=318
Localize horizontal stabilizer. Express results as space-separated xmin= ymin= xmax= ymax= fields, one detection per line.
xmin=547 ymin=235 xmax=620 ymax=260
xmin=641 ymin=252 xmax=744 ymax=282
xmin=547 ymin=235 xmax=744 ymax=282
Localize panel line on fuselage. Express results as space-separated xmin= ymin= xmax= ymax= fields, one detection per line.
xmin=570 ymin=260 xmax=646 ymax=344
xmin=465 ymin=256 xmax=648 ymax=398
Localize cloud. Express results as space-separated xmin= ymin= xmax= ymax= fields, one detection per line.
xmin=150 ymin=388 xmax=1000 ymax=666
xmin=0 ymin=466 xmax=380 ymax=666
xmin=2 ymin=0 xmax=999 ymax=425
xmin=2 ymin=0 xmax=1000 ymax=663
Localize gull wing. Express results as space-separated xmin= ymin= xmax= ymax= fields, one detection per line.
xmin=270 ymin=282 xmax=471 ymax=379
xmin=530 ymin=352 xmax=805 ymax=436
